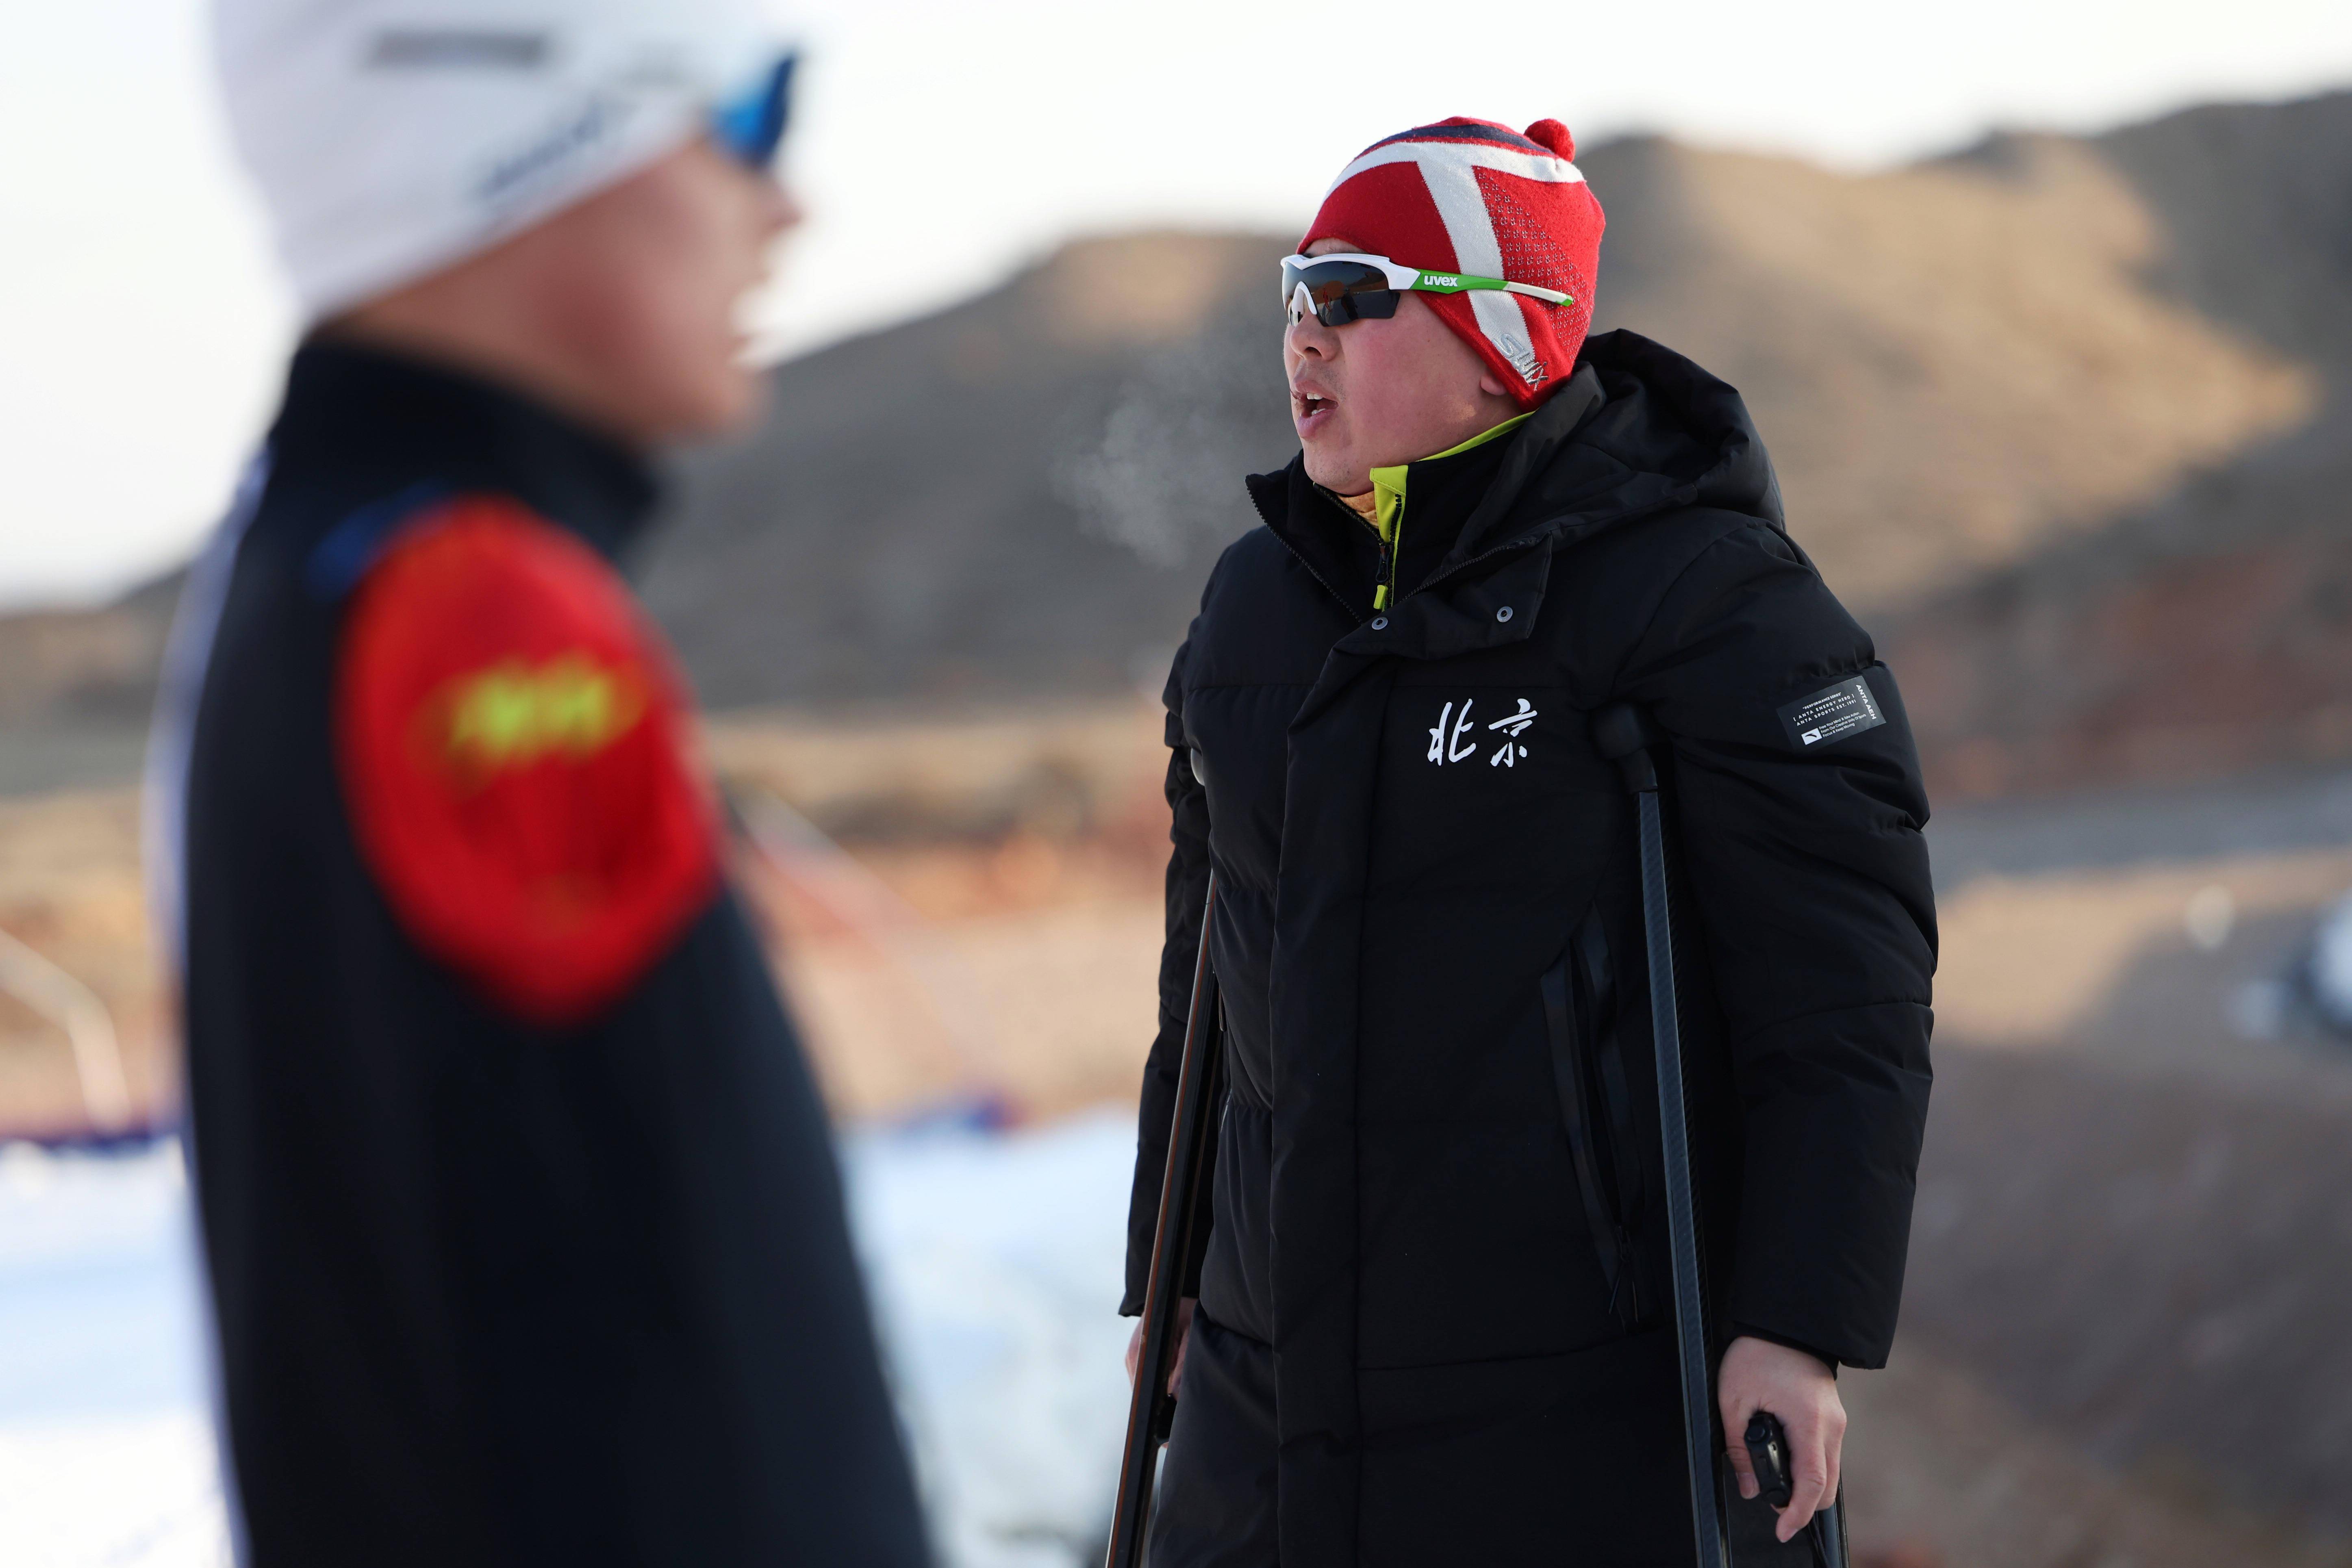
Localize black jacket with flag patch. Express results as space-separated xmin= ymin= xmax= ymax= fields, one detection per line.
xmin=1123 ymin=330 xmax=1937 ymax=1566
xmin=161 ymin=343 xmax=927 ymax=1568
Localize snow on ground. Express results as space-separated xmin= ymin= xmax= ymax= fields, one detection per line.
xmin=0 ymin=1112 xmax=1139 ymax=1568
xmin=0 ymin=1141 xmax=226 ymax=1567
xmin=847 ymin=1111 xmax=1134 ymax=1568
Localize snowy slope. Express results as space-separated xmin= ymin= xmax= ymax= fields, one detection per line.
xmin=847 ymin=1114 xmax=1134 ymax=1568
xmin=0 ymin=1114 xmax=1140 ymax=1568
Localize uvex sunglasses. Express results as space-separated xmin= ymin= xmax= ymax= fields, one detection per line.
xmin=710 ymin=52 xmax=798 ymax=171
xmin=1281 ymin=252 xmax=1573 ymax=328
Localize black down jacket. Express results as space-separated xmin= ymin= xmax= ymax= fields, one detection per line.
xmin=165 ymin=344 xmax=927 ymax=1567
xmin=1122 ymin=331 xmax=1937 ymax=1566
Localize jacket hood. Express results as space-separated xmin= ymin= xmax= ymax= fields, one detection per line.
xmin=1448 ymin=328 xmax=1785 ymax=567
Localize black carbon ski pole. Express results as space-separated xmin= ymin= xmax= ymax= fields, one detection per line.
xmin=1594 ymin=705 xmax=1730 ymax=1568
xmin=1106 ymin=871 xmax=1223 ymax=1568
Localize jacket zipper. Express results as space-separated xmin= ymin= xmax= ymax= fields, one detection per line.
xmin=1375 ymin=495 xmax=1402 ymax=610
xmin=1335 ymin=490 xmax=1401 ymax=611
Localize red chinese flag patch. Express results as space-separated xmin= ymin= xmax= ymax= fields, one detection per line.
xmin=334 ymin=495 xmax=720 ymax=1026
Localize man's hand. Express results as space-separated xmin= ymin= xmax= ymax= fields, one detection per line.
xmin=1718 ymin=1334 xmax=1844 ymax=1543
xmin=1123 ymin=1297 xmax=1197 ymax=1398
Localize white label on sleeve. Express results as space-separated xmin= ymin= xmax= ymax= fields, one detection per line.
xmin=1777 ymin=675 xmax=1885 ymax=751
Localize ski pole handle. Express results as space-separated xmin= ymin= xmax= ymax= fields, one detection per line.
xmin=1744 ymin=1410 xmax=1852 ymax=1568
xmin=1744 ymin=1412 xmax=1795 ymax=1510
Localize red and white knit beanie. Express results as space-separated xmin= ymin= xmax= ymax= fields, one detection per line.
xmin=1300 ymin=117 xmax=1605 ymax=406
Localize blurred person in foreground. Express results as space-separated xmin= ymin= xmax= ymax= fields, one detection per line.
xmin=143 ymin=2 xmax=929 ymax=1562
xmin=1123 ymin=119 xmax=1935 ymax=1565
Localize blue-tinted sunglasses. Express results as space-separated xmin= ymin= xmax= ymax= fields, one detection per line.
xmin=710 ymin=52 xmax=797 ymax=171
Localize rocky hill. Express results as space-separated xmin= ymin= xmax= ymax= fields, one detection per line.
xmin=6 ymin=90 xmax=2348 ymax=801
xmin=641 ymin=102 xmax=2328 ymax=719
xmin=638 ymin=230 xmax=1297 ymax=708
xmin=1882 ymin=92 xmax=2352 ymax=797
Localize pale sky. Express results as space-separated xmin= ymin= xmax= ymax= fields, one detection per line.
xmin=4 ymin=0 xmax=2350 ymax=609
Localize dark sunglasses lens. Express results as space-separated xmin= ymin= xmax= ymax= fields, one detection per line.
xmin=1282 ymin=260 xmax=1397 ymax=327
xmin=1323 ymin=289 xmax=1399 ymax=326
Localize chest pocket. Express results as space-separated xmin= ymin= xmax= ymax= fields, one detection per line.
xmin=1541 ymin=908 xmax=1650 ymax=1330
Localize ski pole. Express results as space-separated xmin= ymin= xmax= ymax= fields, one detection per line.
xmin=1593 ymin=704 xmax=1729 ymax=1568
xmin=1106 ymin=871 xmax=1224 ymax=1568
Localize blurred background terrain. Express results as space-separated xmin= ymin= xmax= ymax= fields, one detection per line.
xmin=6 ymin=72 xmax=2352 ymax=1568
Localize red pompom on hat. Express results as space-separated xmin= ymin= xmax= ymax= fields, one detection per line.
xmin=1300 ymin=117 xmax=1605 ymax=407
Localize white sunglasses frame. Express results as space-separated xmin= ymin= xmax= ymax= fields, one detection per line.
xmin=1280 ymin=251 xmax=1573 ymax=326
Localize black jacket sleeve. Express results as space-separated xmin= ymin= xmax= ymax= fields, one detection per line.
xmin=1616 ymin=520 xmax=1936 ymax=1369
xmin=1120 ymin=639 xmax=1215 ymax=1316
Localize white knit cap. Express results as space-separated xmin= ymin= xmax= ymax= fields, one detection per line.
xmin=214 ymin=0 xmax=789 ymax=321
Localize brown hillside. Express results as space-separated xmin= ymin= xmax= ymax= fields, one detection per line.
xmin=1886 ymin=421 xmax=2352 ymax=799
xmin=2 ymin=93 xmax=2345 ymax=801
xmin=0 ymin=573 xmax=177 ymax=725
xmin=1584 ymin=133 xmax=2314 ymax=607
xmin=639 ymin=104 xmax=2329 ymax=720
xmin=638 ymin=230 xmax=1296 ymax=709
xmin=1880 ymin=91 xmax=2352 ymax=799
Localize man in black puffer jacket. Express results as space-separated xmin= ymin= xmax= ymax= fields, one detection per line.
xmin=1121 ymin=117 xmax=1935 ymax=1567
